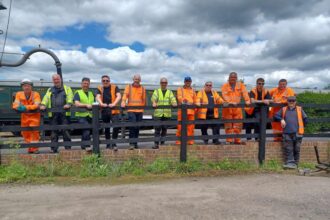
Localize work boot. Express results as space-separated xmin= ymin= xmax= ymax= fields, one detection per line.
xmin=51 ymin=147 xmax=58 ymax=153
xmin=129 ymin=145 xmax=135 ymax=150
xmin=152 ymin=144 xmax=159 ymax=149
xmin=28 ymin=147 xmax=39 ymax=154
xmin=160 ymin=141 xmax=165 ymax=145
xmin=85 ymin=146 xmax=93 ymax=152
xmin=213 ymin=140 xmax=221 ymax=145
xmin=203 ymin=140 xmax=208 ymax=145
xmin=113 ymin=146 xmax=118 ymax=151
xmin=106 ymin=144 xmax=111 ymax=149
xmin=283 ymin=163 xmax=297 ymax=169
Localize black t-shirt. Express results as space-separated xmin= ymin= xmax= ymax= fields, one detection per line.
xmin=96 ymin=85 xmax=120 ymax=104
xmin=249 ymin=90 xmax=271 ymax=100
xmin=206 ymin=91 xmax=214 ymax=117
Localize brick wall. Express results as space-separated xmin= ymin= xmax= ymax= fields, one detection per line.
xmin=1 ymin=141 xmax=329 ymax=165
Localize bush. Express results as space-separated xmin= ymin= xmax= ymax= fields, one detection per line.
xmin=297 ymin=92 xmax=330 ymax=133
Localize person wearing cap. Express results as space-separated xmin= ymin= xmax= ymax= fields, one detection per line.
xmin=96 ymin=75 xmax=121 ymax=151
xmin=40 ymin=74 xmax=73 ymax=153
xmin=274 ymin=96 xmax=307 ymax=169
xmin=151 ymin=77 xmax=177 ymax=149
xmin=244 ymin=78 xmax=272 ymax=140
xmin=176 ymin=76 xmax=197 ymax=145
xmin=221 ymin=72 xmax=250 ymax=144
xmin=196 ymin=81 xmax=224 ymax=145
xmin=12 ymin=79 xmax=41 ymax=154
xmin=121 ymin=74 xmax=146 ymax=150
xmin=269 ymin=79 xmax=295 ymax=141
xmin=74 ymin=77 xmax=95 ymax=152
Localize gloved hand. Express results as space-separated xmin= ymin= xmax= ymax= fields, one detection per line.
xmin=17 ymin=105 xmax=27 ymax=112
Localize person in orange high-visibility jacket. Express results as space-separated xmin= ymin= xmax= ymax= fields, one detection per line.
xmin=196 ymin=81 xmax=224 ymax=145
xmin=221 ymin=72 xmax=250 ymax=144
xmin=12 ymin=79 xmax=41 ymax=154
xmin=121 ymin=74 xmax=146 ymax=149
xmin=176 ymin=76 xmax=196 ymax=145
xmin=269 ymin=79 xmax=295 ymax=141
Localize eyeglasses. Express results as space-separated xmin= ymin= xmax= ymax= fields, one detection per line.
xmin=257 ymin=83 xmax=265 ymax=85
xmin=102 ymin=80 xmax=110 ymax=82
xmin=288 ymin=100 xmax=296 ymax=103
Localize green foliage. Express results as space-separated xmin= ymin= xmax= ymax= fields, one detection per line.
xmin=147 ymin=158 xmax=175 ymax=174
xmin=260 ymin=159 xmax=282 ymax=171
xmin=175 ymin=158 xmax=205 ymax=173
xmin=80 ymin=155 xmax=110 ymax=177
xmin=209 ymin=158 xmax=255 ymax=171
xmin=297 ymin=92 xmax=330 ymax=133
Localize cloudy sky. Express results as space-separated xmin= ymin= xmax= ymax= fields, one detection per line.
xmin=0 ymin=0 xmax=330 ymax=89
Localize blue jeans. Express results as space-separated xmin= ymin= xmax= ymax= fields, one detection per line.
xmin=78 ymin=117 xmax=92 ymax=149
xmin=128 ymin=112 xmax=143 ymax=146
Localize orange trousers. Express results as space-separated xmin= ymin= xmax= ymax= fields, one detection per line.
xmin=176 ymin=114 xmax=195 ymax=145
xmin=21 ymin=113 xmax=40 ymax=152
xmin=269 ymin=107 xmax=283 ymax=141
xmin=222 ymin=107 xmax=243 ymax=143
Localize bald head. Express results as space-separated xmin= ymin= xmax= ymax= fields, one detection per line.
xmin=133 ymin=74 xmax=141 ymax=86
xmin=52 ymin=74 xmax=62 ymax=88
xmin=228 ymin=72 xmax=238 ymax=85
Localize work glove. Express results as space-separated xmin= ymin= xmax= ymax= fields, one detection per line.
xmin=17 ymin=105 xmax=27 ymax=112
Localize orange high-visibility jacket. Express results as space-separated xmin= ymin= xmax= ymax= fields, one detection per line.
xmin=245 ymin=87 xmax=269 ymax=115
xmin=270 ymin=87 xmax=295 ymax=104
xmin=196 ymin=89 xmax=224 ymax=119
xmin=12 ymin=91 xmax=41 ymax=111
xmin=122 ymin=84 xmax=146 ymax=113
xmin=282 ymin=106 xmax=304 ymax=135
xmin=221 ymin=82 xmax=250 ymax=104
xmin=97 ymin=84 xmax=120 ymax=114
xmin=177 ymin=87 xmax=196 ymax=115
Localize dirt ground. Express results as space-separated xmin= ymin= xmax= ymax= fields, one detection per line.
xmin=0 ymin=174 xmax=329 ymax=220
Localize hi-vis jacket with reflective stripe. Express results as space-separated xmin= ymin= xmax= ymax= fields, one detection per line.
xmin=282 ymin=106 xmax=305 ymax=135
xmin=221 ymin=82 xmax=250 ymax=104
xmin=122 ymin=84 xmax=146 ymax=113
xmin=151 ymin=88 xmax=177 ymax=118
xmin=97 ymin=84 xmax=120 ymax=115
xmin=177 ymin=87 xmax=196 ymax=115
xmin=196 ymin=89 xmax=224 ymax=119
xmin=41 ymin=84 xmax=73 ymax=117
xmin=75 ymin=90 xmax=94 ymax=118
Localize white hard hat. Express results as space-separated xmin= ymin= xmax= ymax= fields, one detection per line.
xmin=20 ymin=79 xmax=33 ymax=86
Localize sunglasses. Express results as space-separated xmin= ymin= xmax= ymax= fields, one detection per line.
xmin=102 ymin=80 xmax=110 ymax=82
xmin=205 ymin=84 xmax=212 ymax=87
xmin=288 ymin=100 xmax=296 ymax=103
xmin=257 ymin=83 xmax=265 ymax=85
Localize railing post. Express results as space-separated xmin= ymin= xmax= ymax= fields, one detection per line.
xmin=180 ymin=104 xmax=188 ymax=162
xmin=92 ymin=104 xmax=100 ymax=156
xmin=258 ymin=104 xmax=268 ymax=165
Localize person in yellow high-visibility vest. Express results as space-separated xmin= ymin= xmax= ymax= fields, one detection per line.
xmin=74 ymin=77 xmax=95 ymax=152
xmin=151 ymin=77 xmax=177 ymax=149
xmin=40 ymin=74 xmax=73 ymax=153
xmin=196 ymin=81 xmax=224 ymax=145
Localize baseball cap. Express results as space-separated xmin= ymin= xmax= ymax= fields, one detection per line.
xmin=184 ymin=76 xmax=192 ymax=82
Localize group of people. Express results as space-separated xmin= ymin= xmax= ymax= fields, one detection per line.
xmin=12 ymin=72 xmax=307 ymax=169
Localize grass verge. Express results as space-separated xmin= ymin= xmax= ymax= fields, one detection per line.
xmin=0 ymin=155 xmax=316 ymax=185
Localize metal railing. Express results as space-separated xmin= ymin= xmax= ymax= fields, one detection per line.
xmin=1 ymin=103 xmax=330 ymax=165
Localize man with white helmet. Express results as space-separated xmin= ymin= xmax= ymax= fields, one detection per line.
xmin=12 ymin=79 xmax=41 ymax=153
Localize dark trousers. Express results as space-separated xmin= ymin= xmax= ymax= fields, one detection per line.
xmin=78 ymin=117 xmax=92 ymax=149
xmin=128 ymin=112 xmax=143 ymax=146
xmin=154 ymin=116 xmax=170 ymax=146
xmin=200 ymin=115 xmax=220 ymax=143
xmin=101 ymin=111 xmax=120 ymax=146
xmin=50 ymin=114 xmax=71 ymax=150
xmin=283 ymin=133 xmax=302 ymax=165
xmin=245 ymin=111 xmax=261 ymax=140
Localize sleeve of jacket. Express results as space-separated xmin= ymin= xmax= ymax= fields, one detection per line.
xmin=214 ymin=92 xmax=224 ymax=104
xmin=26 ymin=92 xmax=41 ymax=110
xmin=196 ymin=91 xmax=202 ymax=105
xmin=241 ymin=84 xmax=250 ymax=103
xmin=151 ymin=89 xmax=158 ymax=103
xmin=41 ymin=89 xmax=51 ymax=106
xmin=274 ymin=108 xmax=283 ymax=121
xmin=177 ymin=88 xmax=183 ymax=104
xmin=12 ymin=92 xmax=21 ymax=109
xmin=121 ymin=85 xmax=129 ymax=104
xmin=66 ymin=86 xmax=74 ymax=104
xmin=221 ymin=84 xmax=229 ymax=102
xmin=170 ymin=90 xmax=177 ymax=105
